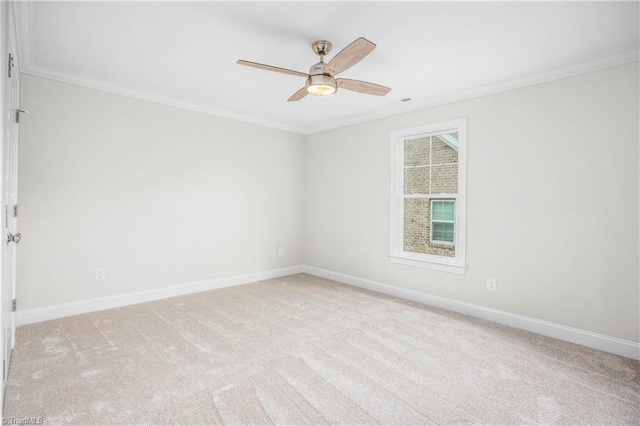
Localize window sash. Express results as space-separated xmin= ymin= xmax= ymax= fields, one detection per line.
xmin=402 ymin=135 xmax=459 ymax=196
xmin=431 ymin=200 xmax=455 ymax=221
xmin=431 ymin=222 xmax=455 ymax=243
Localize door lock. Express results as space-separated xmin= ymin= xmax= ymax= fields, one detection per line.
xmin=7 ymin=232 xmax=21 ymax=244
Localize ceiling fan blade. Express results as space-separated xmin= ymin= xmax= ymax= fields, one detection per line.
xmin=337 ymin=78 xmax=391 ymax=96
xmin=288 ymin=87 xmax=309 ymax=102
xmin=325 ymin=37 xmax=376 ymax=76
xmin=237 ymin=60 xmax=308 ymax=78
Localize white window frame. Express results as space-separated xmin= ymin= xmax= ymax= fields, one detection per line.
xmin=389 ymin=119 xmax=467 ymax=274
xmin=430 ymin=199 xmax=455 ymax=244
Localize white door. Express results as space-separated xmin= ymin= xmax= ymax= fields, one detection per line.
xmin=1 ymin=0 xmax=20 ymax=397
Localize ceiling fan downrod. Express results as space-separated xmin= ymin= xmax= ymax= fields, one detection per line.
xmin=311 ymin=40 xmax=333 ymax=62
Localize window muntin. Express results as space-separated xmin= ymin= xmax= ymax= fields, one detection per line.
xmin=389 ymin=119 xmax=467 ymax=274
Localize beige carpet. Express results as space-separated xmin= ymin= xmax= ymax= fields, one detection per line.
xmin=4 ymin=274 xmax=639 ymax=425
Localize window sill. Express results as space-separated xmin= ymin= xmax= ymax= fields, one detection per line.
xmin=430 ymin=241 xmax=455 ymax=248
xmin=388 ymin=254 xmax=467 ymax=275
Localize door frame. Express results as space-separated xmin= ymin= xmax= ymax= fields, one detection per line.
xmin=0 ymin=0 xmax=19 ymax=413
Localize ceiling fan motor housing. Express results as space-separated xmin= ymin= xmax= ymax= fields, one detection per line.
xmin=309 ymin=62 xmax=326 ymax=75
xmin=306 ymin=61 xmax=337 ymax=96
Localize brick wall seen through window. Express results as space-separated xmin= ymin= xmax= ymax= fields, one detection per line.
xmin=402 ymin=134 xmax=458 ymax=258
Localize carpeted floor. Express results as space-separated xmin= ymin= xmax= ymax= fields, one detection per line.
xmin=4 ymin=273 xmax=640 ymax=425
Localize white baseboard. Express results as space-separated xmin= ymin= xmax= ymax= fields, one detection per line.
xmin=302 ymin=265 xmax=640 ymax=361
xmin=16 ymin=264 xmax=640 ymax=361
xmin=17 ymin=265 xmax=305 ymax=326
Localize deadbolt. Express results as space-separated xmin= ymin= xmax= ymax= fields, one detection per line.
xmin=7 ymin=232 xmax=21 ymax=244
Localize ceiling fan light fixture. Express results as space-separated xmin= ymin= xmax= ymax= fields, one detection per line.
xmin=306 ymin=74 xmax=337 ymax=96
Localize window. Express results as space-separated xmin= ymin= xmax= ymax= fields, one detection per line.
xmin=389 ymin=119 xmax=467 ymax=274
xmin=431 ymin=200 xmax=455 ymax=243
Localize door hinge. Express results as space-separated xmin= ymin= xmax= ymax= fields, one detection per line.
xmin=7 ymin=53 xmax=13 ymax=78
xmin=15 ymin=109 xmax=27 ymax=124
xmin=13 ymin=204 xmax=17 ymax=218
xmin=11 ymin=299 xmax=16 ymax=312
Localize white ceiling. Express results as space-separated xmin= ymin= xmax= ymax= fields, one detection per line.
xmin=16 ymin=1 xmax=639 ymax=134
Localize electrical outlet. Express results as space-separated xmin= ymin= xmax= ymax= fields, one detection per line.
xmin=486 ymin=278 xmax=497 ymax=291
xmin=95 ymin=268 xmax=106 ymax=281
xmin=278 ymin=248 xmax=285 ymax=258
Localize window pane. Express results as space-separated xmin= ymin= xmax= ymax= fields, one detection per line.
xmin=432 ymin=202 xmax=444 ymax=220
xmin=404 ymin=198 xmax=456 ymax=255
xmin=431 ymin=133 xmax=458 ymax=165
xmin=404 ymin=137 xmax=430 ymax=167
xmin=432 ymin=200 xmax=455 ymax=221
xmin=431 ymin=164 xmax=458 ymax=193
xmin=432 ymin=222 xmax=443 ymax=238
xmin=433 ymin=222 xmax=454 ymax=243
xmin=442 ymin=201 xmax=455 ymax=221
xmin=404 ymin=167 xmax=429 ymax=194
xmin=404 ymin=198 xmax=429 ymax=254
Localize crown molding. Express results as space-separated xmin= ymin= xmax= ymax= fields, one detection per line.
xmin=16 ymin=0 xmax=306 ymax=134
xmin=21 ymin=63 xmax=308 ymax=135
xmin=15 ymin=1 xmax=639 ymax=136
xmin=22 ymin=51 xmax=638 ymax=136
xmin=302 ymin=50 xmax=640 ymax=135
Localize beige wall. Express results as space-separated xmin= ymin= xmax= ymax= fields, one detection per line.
xmin=18 ymin=75 xmax=305 ymax=310
xmin=304 ymin=63 xmax=639 ymax=341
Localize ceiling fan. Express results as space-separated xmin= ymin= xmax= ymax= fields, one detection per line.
xmin=237 ymin=37 xmax=391 ymax=102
